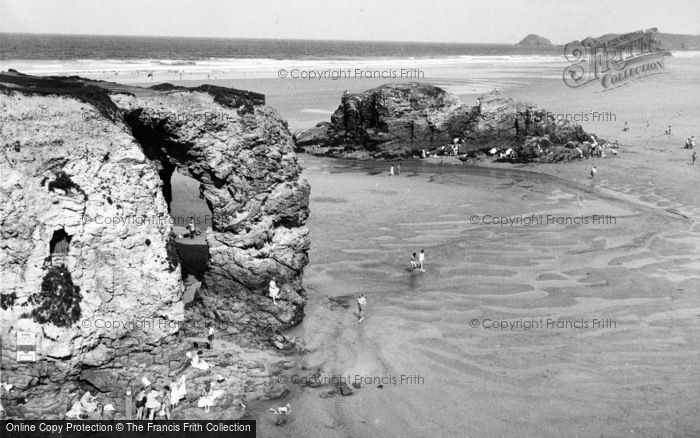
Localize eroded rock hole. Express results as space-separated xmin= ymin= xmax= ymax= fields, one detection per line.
xmin=169 ymin=171 xmax=210 ymax=298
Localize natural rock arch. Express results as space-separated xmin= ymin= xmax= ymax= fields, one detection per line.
xmin=0 ymin=72 xmax=310 ymax=417
xmin=116 ymin=86 xmax=311 ymax=336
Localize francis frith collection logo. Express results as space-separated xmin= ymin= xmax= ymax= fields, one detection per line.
xmin=563 ymin=28 xmax=670 ymax=90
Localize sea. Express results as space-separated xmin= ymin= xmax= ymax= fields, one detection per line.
xmin=0 ymin=33 xmax=562 ymax=60
xmin=2 ymin=33 xmax=698 ymax=130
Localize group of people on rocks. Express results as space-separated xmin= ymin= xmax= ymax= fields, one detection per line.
xmin=131 ymin=367 xmax=221 ymax=420
xmin=134 ymin=385 xmax=172 ymax=420
xmin=414 ymin=136 xmax=466 ymax=161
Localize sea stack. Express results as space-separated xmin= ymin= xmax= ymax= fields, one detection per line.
xmin=516 ymin=34 xmax=553 ymax=47
xmin=295 ymin=82 xmax=593 ymax=161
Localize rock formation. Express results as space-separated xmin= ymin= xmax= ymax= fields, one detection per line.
xmin=517 ymin=34 xmax=553 ymax=47
xmin=0 ymin=71 xmax=309 ymax=418
xmin=295 ymin=83 xmax=596 ymax=162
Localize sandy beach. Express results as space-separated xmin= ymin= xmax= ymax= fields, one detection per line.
xmin=234 ymin=57 xmax=699 ymax=436
xmin=248 ymin=151 xmax=698 ymax=436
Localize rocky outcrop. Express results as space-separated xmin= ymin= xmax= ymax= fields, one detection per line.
xmin=0 ymin=71 xmax=309 ymax=418
xmin=295 ymin=83 xmax=464 ymax=156
xmin=295 ymin=83 xmax=595 ymax=162
xmin=517 ymin=34 xmax=553 ymax=47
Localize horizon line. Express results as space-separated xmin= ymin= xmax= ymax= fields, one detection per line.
xmin=1 ymin=31 xmax=566 ymax=46
xmin=3 ymin=30 xmax=696 ymax=47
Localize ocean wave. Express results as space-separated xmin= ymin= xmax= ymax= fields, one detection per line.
xmin=1 ymin=54 xmax=568 ymax=75
xmin=154 ymin=60 xmax=198 ymax=66
xmin=669 ymin=51 xmax=700 ymax=58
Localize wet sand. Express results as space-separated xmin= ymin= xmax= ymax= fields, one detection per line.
xmin=252 ymin=154 xmax=699 ymax=437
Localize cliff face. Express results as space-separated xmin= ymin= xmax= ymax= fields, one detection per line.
xmin=0 ymin=71 xmax=309 ymax=418
xmin=296 ymin=83 xmax=592 ymax=161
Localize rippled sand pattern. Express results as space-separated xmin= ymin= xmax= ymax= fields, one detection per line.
xmin=258 ymin=157 xmax=700 ymax=438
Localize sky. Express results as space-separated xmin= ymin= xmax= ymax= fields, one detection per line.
xmin=1 ymin=0 xmax=698 ymax=44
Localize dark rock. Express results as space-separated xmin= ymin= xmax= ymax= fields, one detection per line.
xmin=517 ymin=34 xmax=553 ymax=47
xmin=338 ymin=382 xmax=354 ymax=396
xmin=294 ymin=122 xmax=333 ymax=148
xmin=78 ymin=369 xmax=118 ymax=393
xmin=295 ymin=83 xmax=596 ymax=163
xmin=304 ymin=370 xmax=323 ymax=388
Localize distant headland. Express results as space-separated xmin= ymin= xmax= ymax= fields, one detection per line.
xmin=517 ymin=34 xmax=553 ymax=47
xmin=517 ymin=31 xmax=700 ymax=50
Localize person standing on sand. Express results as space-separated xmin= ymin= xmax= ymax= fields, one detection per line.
xmin=389 ymin=165 xmax=394 ymax=176
xmin=357 ymin=294 xmax=367 ymax=322
xmin=623 ymin=122 xmax=629 ymax=131
xmin=590 ymin=165 xmax=597 ymax=179
xmin=397 ymin=163 xmax=401 ymax=176
xmin=692 ymin=151 xmax=697 ymax=165
xmin=418 ymin=249 xmax=425 ymax=271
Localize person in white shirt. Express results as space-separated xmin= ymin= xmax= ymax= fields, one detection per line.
xmin=145 ymin=388 xmax=161 ymax=420
xmin=357 ymin=294 xmax=367 ymax=322
xmin=269 ymin=279 xmax=280 ymax=305
xmin=418 ymin=249 xmax=425 ymax=271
